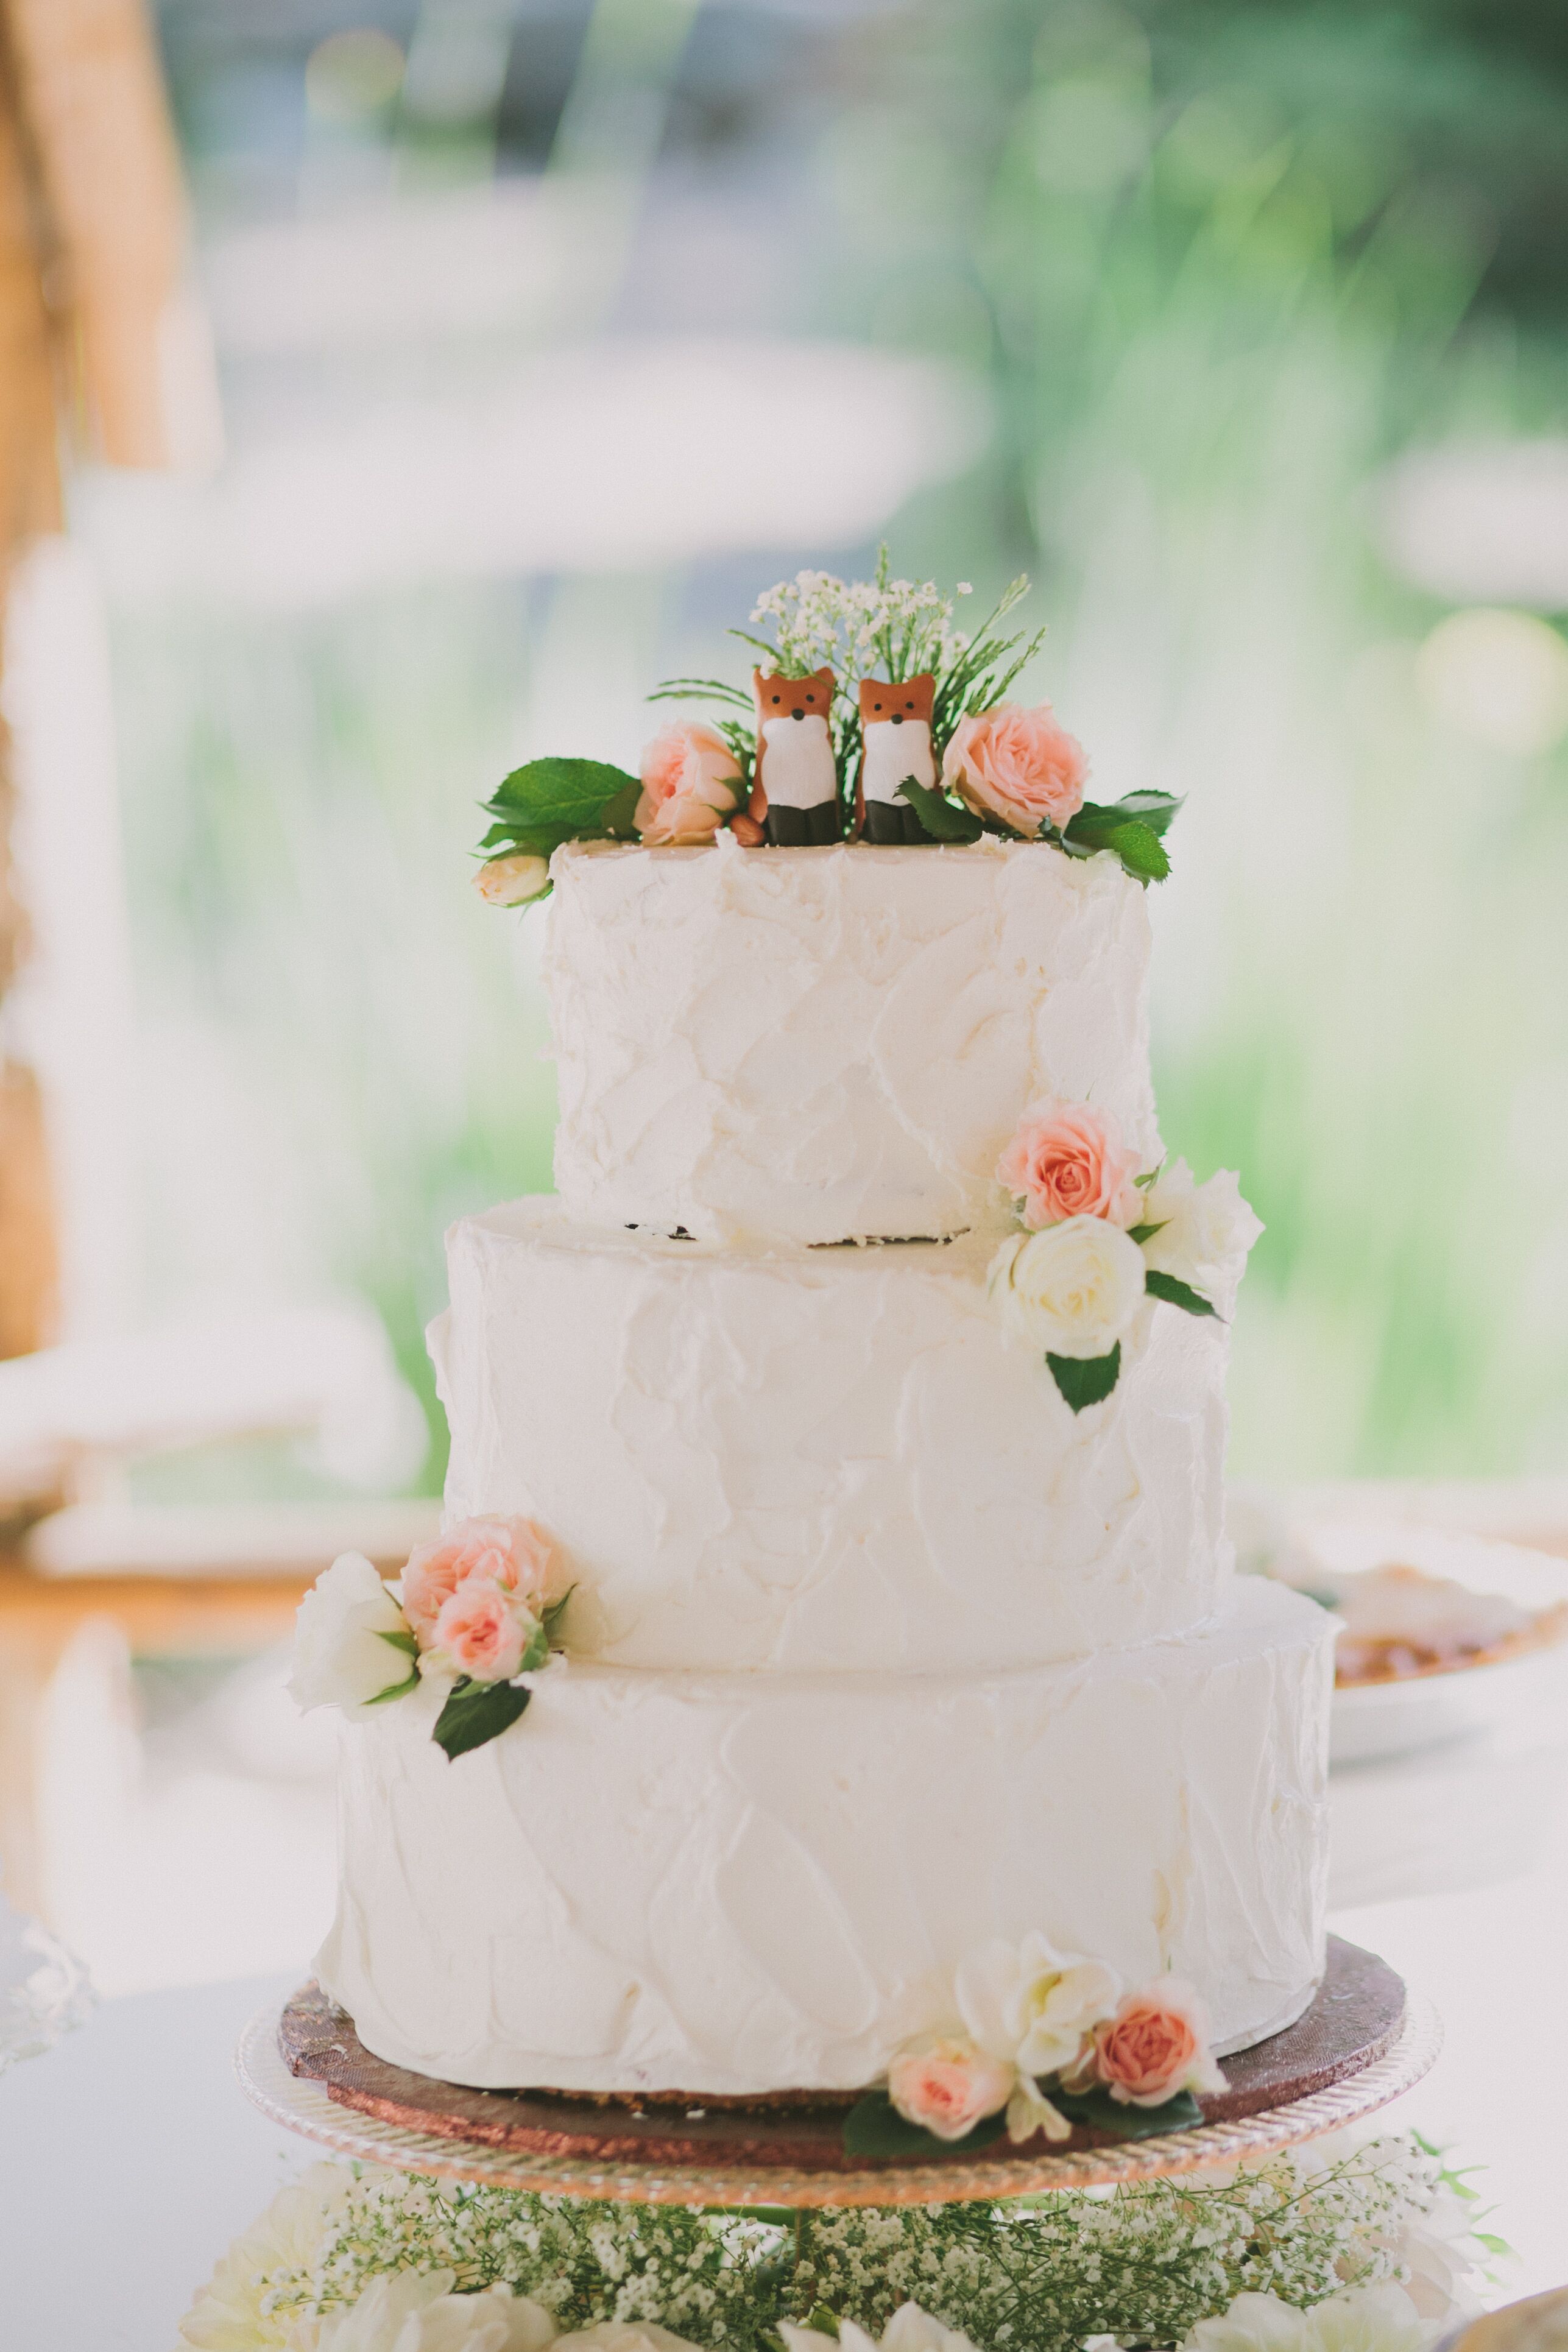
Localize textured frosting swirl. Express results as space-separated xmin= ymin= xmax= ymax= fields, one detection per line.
xmin=545 ymin=836 xmax=1159 ymax=1246
xmin=316 ymin=1579 xmax=1333 ymax=2096
xmin=431 ymin=1203 xmax=1232 ymax=1674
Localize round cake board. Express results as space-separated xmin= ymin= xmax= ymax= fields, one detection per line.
xmin=237 ymin=1937 xmax=1441 ymax=2208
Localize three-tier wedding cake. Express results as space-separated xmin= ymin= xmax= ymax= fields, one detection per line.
xmin=297 ymin=564 xmax=1333 ymax=2139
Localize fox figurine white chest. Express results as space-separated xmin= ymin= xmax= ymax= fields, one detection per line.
xmin=749 ymin=667 xmax=841 ymax=847
xmin=857 ymin=673 xmax=937 ymax=845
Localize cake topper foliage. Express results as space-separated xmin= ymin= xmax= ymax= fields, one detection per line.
xmin=473 ymin=554 xmax=1181 ymax=899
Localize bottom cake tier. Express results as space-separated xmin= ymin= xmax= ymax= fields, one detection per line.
xmin=317 ymin=1578 xmax=1333 ymax=2097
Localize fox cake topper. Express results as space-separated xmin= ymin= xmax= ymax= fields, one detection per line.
xmin=472 ymin=551 xmax=1181 ymax=902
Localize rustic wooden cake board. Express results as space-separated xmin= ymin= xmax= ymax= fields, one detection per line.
xmin=238 ymin=1935 xmax=1442 ymax=2206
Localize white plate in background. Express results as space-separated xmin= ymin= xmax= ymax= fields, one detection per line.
xmin=1243 ymin=1521 xmax=1568 ymax=1767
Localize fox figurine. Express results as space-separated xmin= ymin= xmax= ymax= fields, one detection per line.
xmin=856 ymin=673 xmax=936 ymax=844
xmin=746 ymin=666 xmax=841 ymax=846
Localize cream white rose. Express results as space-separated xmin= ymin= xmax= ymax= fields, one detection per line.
xmin=1140 ymin=1161 xmax=1262 ymax=1302
xmin=288 ymin=1552 xmax=417 ymax=1722
xmin=320 ymin=2275 xmax=557 ymax=2352
xmin=987 ymin=1218 xmax=1146 ymax=1360
xmin=955 ymin=1930 xmax=1122 ymax=2077
xmin=474 ymin=853 xmax=550 ymax=906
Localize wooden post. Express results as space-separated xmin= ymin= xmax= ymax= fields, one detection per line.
xmin=0 ymin=0 xmax=198 ymax=1364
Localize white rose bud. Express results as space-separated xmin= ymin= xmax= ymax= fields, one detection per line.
xmin=474 ymin=852 xmax=550 ymax=906
xmin=1140 ymin=1160 xmax=1262 ymax=1304
xmin=288 ymin=1552 xmax=416 ymax=1721
xmin=987 ymin=1218 xmax=1146 ymax=1360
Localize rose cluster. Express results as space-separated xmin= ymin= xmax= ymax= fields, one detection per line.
xmin=289 ymin=1517 xmax=567 ymax=1730
xmin=987 ymin=1098 xmax=1262 ymax=1397
xmin=885 ymin=1931 xmax=1225 ymax=2147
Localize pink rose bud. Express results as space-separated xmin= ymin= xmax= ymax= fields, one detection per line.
xmin=402 ymin=1516 xmax=560 ymax=1641
xmin=886 ymin=2035 xmax=1017 ymax=2141
xmin=996 ymin=1100 xmax=1143 ymax=1231
xmin=1090 ymin=1979 xmax=1226 ymax=2107
xmin=941 ymin=701 xmax=1087 ymax=836
xmin=635 ymin=721 xmax=743 ymax=846
xmin=425 ymin=1577 xmax=540 ymax=1686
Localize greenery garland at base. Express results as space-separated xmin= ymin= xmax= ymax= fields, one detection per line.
xmin=178 ymin=2133 xmax=1494 ymax=2352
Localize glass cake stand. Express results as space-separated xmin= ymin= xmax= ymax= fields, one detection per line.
xmin=236 ymin=1935 xmax=1441 ymax=2208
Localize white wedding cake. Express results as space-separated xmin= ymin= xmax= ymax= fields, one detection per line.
xmin=313 ymin=830 xmax=1333 ymax=2104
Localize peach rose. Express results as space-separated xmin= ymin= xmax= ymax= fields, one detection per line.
xmin=941 ymin=702 xmax=1087 ymax=835
xmin=423 ymin=1577 xmax=540 ymax=1685
xmin=997 ymin=1100 xmax=1142 ymax=1231
xmin=1089 ymin=1979 xmax=1226 ymax=2107
xmin=886 ymin=2033 xmax=1016 ymax=2141
xmin=635 ymin=721 xmax=743 ymax=846
xmin=402 ymin=1517 xmax=559 ymax=1640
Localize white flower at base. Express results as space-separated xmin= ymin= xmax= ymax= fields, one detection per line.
xmin=475 ymin=854 xmax=551 ymax=907
xmin=1394 ymin=2175 xmax=1488 ymax=2326
xmin=780 ymin=2306 xmax=981 ymax=2352
xmin=288 ymin=1553 xmax=417 ymax=1722
xmin=319 ymin=2275 xmax=556 ymax=2352
xmin=987 ymin=1218 xmax=1147 ymax=1360
xmin=955 ymin=1930 xmax=1123 ymax=2078
xmin=177 ymin=2163 xmax=362 ymax=2351
xmin=552 ymin=2327 xmax=707 ymax=2352
xmin=1181 ymin=2284 xmax=1427 ymax=2352
xmin=1140 ymin=1161 xmax=1262 ymax=1303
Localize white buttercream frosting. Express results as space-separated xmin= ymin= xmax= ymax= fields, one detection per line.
xmin=544 ymin=837 xmax=1159 ymax=1246
xmin=432 ymin=1201 xmax=1232 ymax=1674
xmin=316 ymin=1578 xmax=1333 ymax=2095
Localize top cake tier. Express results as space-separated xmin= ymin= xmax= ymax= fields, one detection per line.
xmin=546 ymin=836 xmax=1160 ymax=1246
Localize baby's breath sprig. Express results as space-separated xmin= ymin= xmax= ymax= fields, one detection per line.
xmin=189 ymin=2132 xmax=1483 ymax=2352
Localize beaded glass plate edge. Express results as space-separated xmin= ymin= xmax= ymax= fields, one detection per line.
xmin=235 ymin=1990 xmax=1443 ymax=2209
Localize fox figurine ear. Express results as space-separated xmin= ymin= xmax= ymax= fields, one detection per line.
xmin=856 ymin=673 xmax=936 ymax=844
xmin=749 ymin=667 xmax=841 ymax=847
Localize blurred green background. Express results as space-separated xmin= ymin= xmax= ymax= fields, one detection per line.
xmin=105 ymin=0 xmax=1568 ymax=1492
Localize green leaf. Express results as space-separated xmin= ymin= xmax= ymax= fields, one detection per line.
xmin=431 ymin=1677 xmax=532 ymax=1760
xmin=1125 ymin=1220 xmax=1168 ymax=1245
xmin=542 ymin=1586 xmax=576 ymax=1644
xmin=599 ymin=777 xmax=643 ymax=838
xmin=362 ymin=1669 xmax=420 ymax=1706
xmin=1045 ymin=1344 xmax=1121 ymax=1412
xmin=1109 ymin=820 xmax=1170 ymax=881
xmin=902 ymin=777 xmax=984 ymax=844
xmin=488 ymin=756 xmax=640 ymax=831
xmin=841 ymin=2089 xmax=1007 ymax=2160
xmin=1062 ymin=804 xmax=1173 ymax=884
xmin=517 ymin=1619 xmax=550 ymax=1673
xmin=375 ymin=1626 xmax=420 ymax=1660
xmin=1134 ymin=1163 xmax=1164 ymax=1190
xmin=1107 ymin=789 xmax=1183 ymax=837
xmin=1144 ymin=1269 xmax=1219 ymax=1318
xmin=477 ymin=822 xmax=566 ymax=863
xmin=1050 ymin=2084 xmax=1204 ymax=2140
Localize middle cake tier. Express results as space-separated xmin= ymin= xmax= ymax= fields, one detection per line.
xmin=431 ymin=1199 xmax=1232 ymax=1674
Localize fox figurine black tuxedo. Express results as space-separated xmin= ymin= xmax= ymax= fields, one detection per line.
xmin=747 ymin=667 xmax=841 ymax=846
xmin=856 ymin=673 xmax=936 ymax=844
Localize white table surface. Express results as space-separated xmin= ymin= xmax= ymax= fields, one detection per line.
xmin=3 ymin=1845 xmax=1566 ymax=2352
